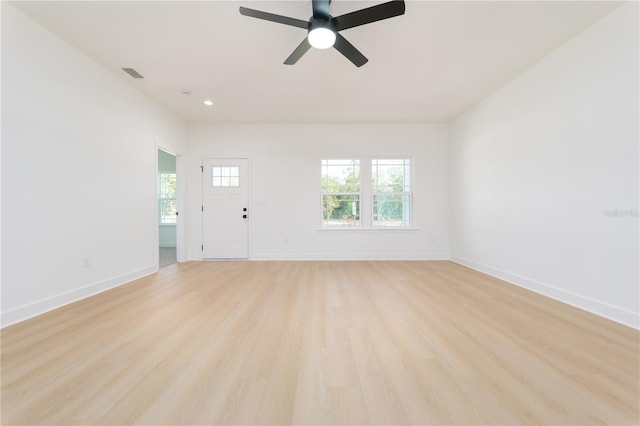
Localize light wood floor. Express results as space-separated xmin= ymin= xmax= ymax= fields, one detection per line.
xmin=1 ymin=261 xmax=638 ymax=425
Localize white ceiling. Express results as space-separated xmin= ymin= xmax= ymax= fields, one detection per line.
xmin=12 ymin=0 xmax=621 ymax=124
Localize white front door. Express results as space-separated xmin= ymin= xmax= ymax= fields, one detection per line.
xmin=202 ymin=158 xmax=249 ymax=259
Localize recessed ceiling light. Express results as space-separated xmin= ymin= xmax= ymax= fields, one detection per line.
xmin=181 ymin=89 xmax=192 ymax=96
xmin=203 ymin=100 xmax=214 ymax=106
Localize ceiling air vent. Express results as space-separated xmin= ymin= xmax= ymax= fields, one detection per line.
xmin=122 ymin=67 xmax=144 ymax=79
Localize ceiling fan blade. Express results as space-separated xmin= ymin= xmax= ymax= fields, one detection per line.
xmin=312 ymin=0 xmax=330 ymax=18
xmin=333 ymin=33 xmax=368 ymax=67
xmin=239 ymin=7 xmax=309 ymax=29
xmin=284 ymin=38 xmax=312 ymax=65
xmin=332 ymin=0 xmax=405 ymax=32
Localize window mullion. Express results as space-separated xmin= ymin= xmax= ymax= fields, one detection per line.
xmin=360 ymin=158 xmax=372 ymax=227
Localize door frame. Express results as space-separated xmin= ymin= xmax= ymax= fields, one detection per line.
xmin=201 ymin=157 xmax=251 ymax=260
xmin=156 ymin=146 xmax=185 ymax=267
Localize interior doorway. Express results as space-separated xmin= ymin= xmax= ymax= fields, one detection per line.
xmin=158 ymin=149 xmax=177 ymax=267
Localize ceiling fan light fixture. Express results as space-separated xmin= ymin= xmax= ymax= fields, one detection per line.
xmin=240 ymin=0 xmax=406 ymax=66
xmin=308 ymin=26 xmax=336 ymax=49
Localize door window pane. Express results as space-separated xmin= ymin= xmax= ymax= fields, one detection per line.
xmin=212 ymin=166 xmax=240 ymax=187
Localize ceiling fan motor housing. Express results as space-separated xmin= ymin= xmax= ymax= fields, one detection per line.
xmin=308 ymin=17 xmax=334 ymax=32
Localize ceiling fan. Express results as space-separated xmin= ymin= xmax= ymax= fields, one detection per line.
xmin=239 ymin=0 xmax=405 ymax=67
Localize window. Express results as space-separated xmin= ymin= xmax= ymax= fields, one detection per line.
xmin=320 ymin=158 xmax=412 ymax=228
xmin=159 ymin=172 xmax=177 ymax=224
xmin=372 ymin=159 xmax=411 ymax=227
xmin=321 ymin=159 xmax=360 ymax=227
xmin=212 ymin=166 xmax=240 ymax=187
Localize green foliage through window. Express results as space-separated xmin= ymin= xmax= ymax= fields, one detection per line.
xmin=321 ymin=160 xmax=360 ymax=227
xmin=372 ymin=159 xmax=411 ymax=227
xmin=320 ymin=158 xmax=412 ymax=228
xmin=159 ymin=173 xmax=177 ymax=224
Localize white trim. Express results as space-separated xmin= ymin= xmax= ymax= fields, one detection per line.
xmin=320 ymin=157 xmax=415 ymax=229
xmin=251 ymin=253 xmax=450 ymax=261
xmin=187 ymin=252 xmax=203 ymax=261
xmin=317 ymin=228 xmax=421 ymax=232
xmin=1 ymin=265 xmax=157 ymax=328
xmin=156 ymin=145 xmax=185 ymax=264
xmin=450 ymin=256 xmax=639 ymax=330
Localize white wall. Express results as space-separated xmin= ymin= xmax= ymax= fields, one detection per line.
xmin=1 ymin=3 xmax=187 ymax=326
xmin=187 ymin=124 xmax=449 ymax=261
xmin=158 ymin=149 xmax=177 ymax=173
xmin=449 ymin=2 xmax=639 ymax=328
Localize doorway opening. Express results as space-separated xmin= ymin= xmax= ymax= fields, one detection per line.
xmin=158 ymin=149 xmax=177 ymax=267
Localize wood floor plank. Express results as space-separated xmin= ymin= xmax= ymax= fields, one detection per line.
xmin=1 ymin=261 xmax=638 ymax=425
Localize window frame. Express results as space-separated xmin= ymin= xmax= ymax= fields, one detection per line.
xmin=321 ymin=159 xmax=361 ymax=228
xmin=158 ymin=171 xmax=177 ymax=225
xmin=371 ymin=158 xmax=413 ymax=228
xmin=320 ymin=157 xmax=414 ymax=229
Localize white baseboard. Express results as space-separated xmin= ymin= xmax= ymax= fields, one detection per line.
xmin=187 ymin=252 xmax=203 ymax=261
xmin=188 ymin=252 xmax=449 ymax=261
xmin=250 ymin=253 xmax=450 ymax=261
xmin=450 ymin=256 xmax=639 ymax=330
xmin=1 ymin=264 xmax=158 ymax=328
